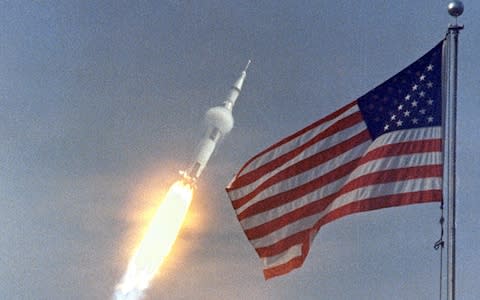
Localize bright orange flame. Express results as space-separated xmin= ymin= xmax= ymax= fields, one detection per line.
xmin=115 ymin=180 xmax=193 ymax=299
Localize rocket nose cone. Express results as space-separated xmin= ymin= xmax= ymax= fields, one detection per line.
xmin=233 ymin=60 xmax=251 ymax=92
xmin=244 ymin=60 xmax=251 ymax=72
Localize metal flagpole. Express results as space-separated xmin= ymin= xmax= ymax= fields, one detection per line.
xmin=446 ymin=2 xmax=463 ymax=300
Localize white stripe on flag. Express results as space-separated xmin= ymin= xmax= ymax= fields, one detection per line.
xmin=368 ymin=127 xmax=441 ymax=152
xmin=262 ymin=244 xmax=302 ymax=269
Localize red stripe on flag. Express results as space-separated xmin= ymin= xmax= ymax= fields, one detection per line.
xmin=263 ymin=253 xmax=306 ymax=280
xmin=361 ymin=139 xmax=442 ymax=163
xmin=256 ymin=229 xmax=309 ymax=258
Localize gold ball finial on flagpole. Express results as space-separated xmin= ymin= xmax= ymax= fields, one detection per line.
xmin=448 ymin=1 xmax=464 ymax=17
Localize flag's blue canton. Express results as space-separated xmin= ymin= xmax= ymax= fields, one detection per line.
xmin=358 ymin=43 xmax=443 ymax=140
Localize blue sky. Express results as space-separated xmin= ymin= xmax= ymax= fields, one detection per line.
xmin=1 ymin=1 xmax=479 ymax=299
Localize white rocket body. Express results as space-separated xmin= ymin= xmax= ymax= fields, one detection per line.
xmin=184 ymin=61 xmax=250 ymax=182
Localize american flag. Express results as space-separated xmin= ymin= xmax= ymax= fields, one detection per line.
xmin=226 ymin=41 xmax=444 ymax=279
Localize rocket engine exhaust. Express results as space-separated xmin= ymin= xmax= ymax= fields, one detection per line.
xmin=114 ymin=180 xmax=193 ymax=300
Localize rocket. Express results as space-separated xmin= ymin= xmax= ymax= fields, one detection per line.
xmin=181 ymin=60 xmax=251 ymax=184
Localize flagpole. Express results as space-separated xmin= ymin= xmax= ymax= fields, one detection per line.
xmin=446 ymin=2 xmax=463 ymax=300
